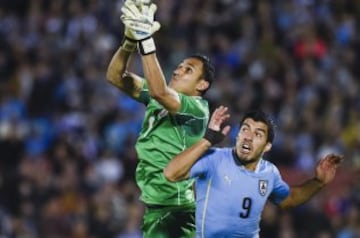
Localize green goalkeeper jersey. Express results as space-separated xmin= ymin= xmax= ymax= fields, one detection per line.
xmin=135 ymin=81 xmax=209 ymax=206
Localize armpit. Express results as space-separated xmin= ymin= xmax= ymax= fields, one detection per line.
xmin=122 ymin=71 xmax=144 ymax=98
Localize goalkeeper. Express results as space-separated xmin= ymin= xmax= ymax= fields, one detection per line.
xmin=106 ymin=1 xmax=215 ymax=237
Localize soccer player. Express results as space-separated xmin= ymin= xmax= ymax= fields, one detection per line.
xmin=106 ymin=1 xmax=214 ymax=237
xmin=164 ymin=106 xmax=344 ymax=238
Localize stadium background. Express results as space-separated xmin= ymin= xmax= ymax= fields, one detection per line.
xmin=0 ymin=0 xmax=359 ymax=237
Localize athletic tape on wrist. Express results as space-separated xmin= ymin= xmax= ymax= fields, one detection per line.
xmin=139 ymin=37 xmax=156 ymax=55
xmin=121 ymin=38 xmax=137 ymax=52
xmin=204 ymin=128 xmax=224 ymax=145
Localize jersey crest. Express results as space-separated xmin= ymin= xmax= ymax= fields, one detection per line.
xmin=259 ymin=180 xmax=268 ymax=196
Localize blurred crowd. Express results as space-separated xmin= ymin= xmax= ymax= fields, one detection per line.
xmin=0 ymin=0 xmax=359 ymax=237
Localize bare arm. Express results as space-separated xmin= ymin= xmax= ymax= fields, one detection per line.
xmin=279 ymin=154 xmax=343 ymax=209
xmin=141 ymin=54 xmax=180 ymax=114
xmin=164 ymin=106 xmax=231 ymax=181
xmin=164 ymin=139 xmax=212 ymax=182
xmin=106 ymin=46 xmax=144 ymax=99
xmin=279 ymin=178 xmax=324 ymax=209
xmin=118 ymin=2 xmax=179 ymax=111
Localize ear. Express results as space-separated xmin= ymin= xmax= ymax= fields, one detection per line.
xmin=264 ymin=142 xmax=272 ymax=153
xmin=197 ymin=79 xmax=209 ymax=92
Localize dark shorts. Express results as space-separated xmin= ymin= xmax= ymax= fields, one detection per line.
xmin=142 ymin=204 xmax=196 ymax=238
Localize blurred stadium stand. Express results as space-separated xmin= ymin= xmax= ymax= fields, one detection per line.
xmin=0 ymin=0 xmax=359 ymax=237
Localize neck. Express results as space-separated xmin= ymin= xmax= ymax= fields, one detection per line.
xmin=232 ymin=148 xmax=259 ymax=171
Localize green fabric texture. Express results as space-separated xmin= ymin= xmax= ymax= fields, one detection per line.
xmin=142 ymin=205 xmax=196 ymax=238
xmin=136 ymin=84 xmax=209 ymax=206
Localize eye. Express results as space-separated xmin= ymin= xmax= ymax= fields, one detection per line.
xmin=185 ymin=67 xmax=193 ymax=73
xmin=255 ymin=132 xmax=263 ymax=138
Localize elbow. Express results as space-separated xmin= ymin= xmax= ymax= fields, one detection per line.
xmin=278 ymin=195 xmax=296 ymax=210
xmin=106 ymin=68 xmax=117 ymax=85
xmin=106 ymin=68 xmax=114 ymax=83
xmin=149 ymin=90 xmax=167 ymax=101
xmin=148 ymin=84 xmax=170 ymax=101
xmin=149 ymin=90 xmax=179 ymax=114
xmin=106 ymin=70 xmax=126 ymax=89
xmin=278 ymin=203 xmax=291 ymax=210
xmin=163 ymin=168 xmax=180 ymax=182
xmin=105 ymin=74 xmax=113 ymax=85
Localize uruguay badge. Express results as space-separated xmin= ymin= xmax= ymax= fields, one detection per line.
xmin=259 ymin=180 xmax=268 ymax=196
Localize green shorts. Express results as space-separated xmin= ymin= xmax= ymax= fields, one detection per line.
xmin=142 ymin=204 xmax=196 ymax=238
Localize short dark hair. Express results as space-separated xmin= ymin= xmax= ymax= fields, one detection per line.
xmin=240 ymin=110 xmax=276 ymax=143
xmin=189 ymin=54 xmax=215 ymax=95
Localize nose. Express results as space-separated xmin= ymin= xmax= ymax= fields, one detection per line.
xmin=173 ymin=67 xmax=184 ymax=76
xmin=238 ymin=131 xmax=253 ymax=142
xmin=243 ymin=131 xmax=253 ymax=141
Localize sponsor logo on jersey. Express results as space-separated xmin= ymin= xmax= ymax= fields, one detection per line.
xmin=224 ymin=175 xmax=232 ymax=185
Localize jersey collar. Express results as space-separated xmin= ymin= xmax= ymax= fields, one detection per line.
xmin=232 ymin=148 xmax=262 ymax=173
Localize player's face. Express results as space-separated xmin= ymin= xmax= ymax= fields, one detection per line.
xmin=169 ymin=58 xmax=209 ymax=96
xmin=235 ymin=118 xmax=272 ymax=164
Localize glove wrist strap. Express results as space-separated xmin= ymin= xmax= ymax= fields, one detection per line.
xmin=203 ymin=128 xmax=224 ymax=146
xmin=138 ymin=37 xmax=156 ymax=55
xmin=121 ymin=37 xmax=137 ymax=52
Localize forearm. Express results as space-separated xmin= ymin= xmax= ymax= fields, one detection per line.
xmin=164 ymin=139 xmax=212 ymax=182
xmin=141 ymin=54 xmax=167 ymax=93
xmin=141 ymin=54 xmax=180 ymax=113
xmin=280 ymin=178 xmax=324 ymax=209
xmin=106 ymin=46 xmax=132 ymax=89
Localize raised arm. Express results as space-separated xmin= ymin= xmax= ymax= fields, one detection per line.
xmin=106 ymin=44 xmax=145 ymax=99
xmin=106 ymin=1 xmax=146 ymax=99
xmin=134 ymin=3 xmax=180 ymax=113
xmin=115 ymin=1 xmax=181 ymax=113
xmin=279 ymin=153 xmax=343 ymax=209
xmin=164 ymin=106 xmax=231 ymax=182
xmin=141 ymin=53 xmax=180 ymax=114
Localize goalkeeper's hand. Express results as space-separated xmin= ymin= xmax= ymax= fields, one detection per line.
xmin=121 ymin=0 xmax=160 ymax=41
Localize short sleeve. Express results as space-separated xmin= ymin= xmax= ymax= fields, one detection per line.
xmin=269 ymin=166 xmax=290 ymax=205
xmin=177 ymin=93 xmax=208 ymax=117
xmin=136 ymin=80 xmax=150 ymax=105
xmin=189 ymin=149 xmax=217 ymax=179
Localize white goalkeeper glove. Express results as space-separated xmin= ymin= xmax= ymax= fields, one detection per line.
xmin=120 ymin=0 xmax=160 ymax=54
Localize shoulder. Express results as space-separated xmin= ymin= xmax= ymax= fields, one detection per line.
xmin=259 ymin=159 xmax=281 ymax=174
xmin=202 ymin=147 xmax=232 ymax=162
xmin=196 ymin=147 xmax=233 ymax=175
xmin=179 ymin=94 xmax=208 ymax=105
xmin=177 ymin=94 xmax=209 ymax=115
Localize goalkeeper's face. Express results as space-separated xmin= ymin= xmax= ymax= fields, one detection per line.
xmin=169 ymin=58 xmax=209 ymax=96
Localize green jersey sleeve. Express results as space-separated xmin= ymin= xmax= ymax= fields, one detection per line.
xmin=136 ymin=80 xmax=150 ymax=105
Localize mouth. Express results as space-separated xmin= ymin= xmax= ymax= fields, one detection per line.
xmin=239 ymin=142 xmax=252 ymax=154
xmin=171 ymin=76 xmax=179 ymax=81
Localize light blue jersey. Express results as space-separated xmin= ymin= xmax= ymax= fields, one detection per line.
xmin=189 ymin=148 xmax=290 ymax=238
